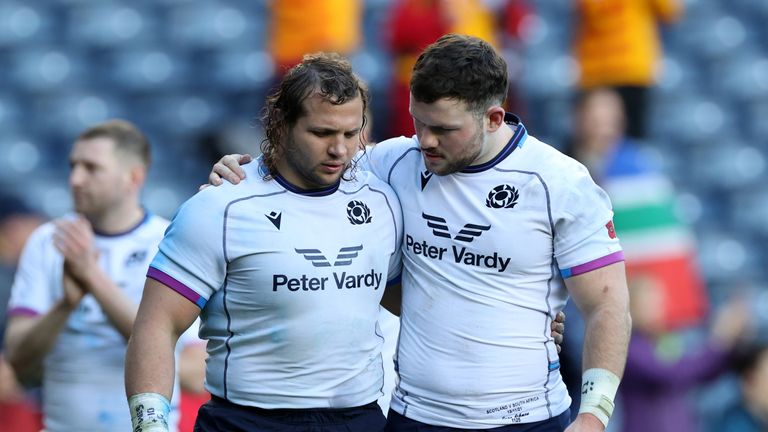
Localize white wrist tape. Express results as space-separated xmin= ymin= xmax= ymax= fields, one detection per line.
xmin=578 ymin=368 xmax=620 ymax=428
xmin=129 ymin=392 xmax=171 ymax=432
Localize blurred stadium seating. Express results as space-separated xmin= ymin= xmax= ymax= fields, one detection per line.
xmin=0 ymin=0 xmax=765 ymax=299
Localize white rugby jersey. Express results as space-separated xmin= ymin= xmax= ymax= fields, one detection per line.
xmin=148 ymin=158 xmax=403 ymax=409
xmin=361 ymin=114 xmax=624 ymax=428
xmin=7 ymin=213 xmax=193 ymax=432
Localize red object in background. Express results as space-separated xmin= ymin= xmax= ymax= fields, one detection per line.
xmin=626 ymin=254 xmax=708 ymax=330
xmin=385 ymin=0 xmax=449 ymax=138
xmin=503 ymin=0 xmax=531 ymax=39
xmin=0 ymin=400 xmax=43 ymax=432
xmin=178 ymin=391 xmax=209 ymax=432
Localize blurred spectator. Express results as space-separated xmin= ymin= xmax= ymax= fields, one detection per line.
xmin=0 ymin=194 xmax=46 ymax=342
xmin=0 ymin=193 xmax=45 ymax=432
xmin=572 ymin=0 xmax=684 ymax=139
xmin=2 ymin=120 xmax=201 ymax=431
xmin=620 ymin=278 xmax=748 ymax=432
xmin=711 ymin=342 xmax=768 ymax=432
xmin=570 ymin=88 xmax=707 ymax=329
xmin=269 ymin=0 xmax=362 ymax=73
xmin=384 ymin=0 xmax=499 ymax=138
xmin=559 ymin=87 xmax=708 ymax=422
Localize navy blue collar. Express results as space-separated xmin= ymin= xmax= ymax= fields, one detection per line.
xmin=273 ymin=173 xmax=340 ymax=197
xmin=461 ymin=113 xmax=527 ymax=174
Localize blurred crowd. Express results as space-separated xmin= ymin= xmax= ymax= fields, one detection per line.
xmin=1 ymin=1 xmax=768 ymax=431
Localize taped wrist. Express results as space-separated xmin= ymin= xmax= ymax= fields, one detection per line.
xmin=578 ymin=368 xmax=620 ymax=428
xmin=129 ymin=392 xmax=170 ymax=432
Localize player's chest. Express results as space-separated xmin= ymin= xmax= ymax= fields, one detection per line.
xmin=225 ymin=197 xmax=396 ymax=290
xmin=94 ymin=240 xmax=156 ymax=297
xmin=400 ymin=174 xmax=555 ymax=273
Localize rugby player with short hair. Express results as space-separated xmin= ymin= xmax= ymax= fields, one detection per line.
xmin=4 ymin=120 xmax=196 ymax=431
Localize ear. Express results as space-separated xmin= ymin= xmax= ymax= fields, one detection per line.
xmin=129 ymin=164 xmax=147 ymax=190
xmin=485 ymin=106 xmax=506 ymax=132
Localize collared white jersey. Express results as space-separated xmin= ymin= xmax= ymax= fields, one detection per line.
xmin=7 ymin=213 xmax=194 ymax=432
xmin=148 ymin=159 xmax=403 ymax=409
xmin=361 ymin=116 xmax=623 ymax=428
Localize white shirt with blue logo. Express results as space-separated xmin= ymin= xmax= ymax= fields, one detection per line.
xmin=7 ymin=213 xmax=196 ymax=432
xmin=148 ymin=159 xmax=403 ymax=409
xmin=360 ymin=114 xmax=623 ymax=428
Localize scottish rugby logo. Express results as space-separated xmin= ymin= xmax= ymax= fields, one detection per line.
xmin=486 ymin=184 xmax=519 ymax=209
xmin=346 ymin=200 xmax=372 ymax=225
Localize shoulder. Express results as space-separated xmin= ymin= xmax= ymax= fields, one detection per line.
xmin=520 ymin=136 xmax=592 ymax=183
xmin=343 ymin=170 xmax=399 ymax=202
xmin=144 ymin=214 xmax=170 ymax=233
xmin=185 ymin=164 xmax=276 ymax=214
xmin=19 ymin=221 xmax=57 ymax=254
xmin=362 ymin=137 xmax=421 ymax=169
xmin=370 ymin=136 xmax=419 ymax=154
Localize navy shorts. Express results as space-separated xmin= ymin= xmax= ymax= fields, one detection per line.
xmin=193 ymin=395 xmax=386 ymax=432
xmin=384 ymin=409 xmax=571 ymax=432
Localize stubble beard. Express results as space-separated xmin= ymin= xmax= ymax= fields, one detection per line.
xmin=428 ymin=126 xmax=486 ymax=176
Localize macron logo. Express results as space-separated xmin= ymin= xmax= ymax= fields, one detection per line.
xmin=295 ymin=245 xmax=363 ymax=267
xmin=265 ymin=211 xmax=282 ymax=229
xmin=420 ymin=170 xmax=433 ymax=190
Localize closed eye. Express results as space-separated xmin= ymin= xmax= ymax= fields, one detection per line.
xmin=430 ymin=126 xmax=454 ymax=134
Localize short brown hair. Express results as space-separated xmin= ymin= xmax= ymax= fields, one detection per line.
xmin=411 ymin=34 xmax=508 ymax=115
xmin=78 ymin=119 xmax=151 ymax=167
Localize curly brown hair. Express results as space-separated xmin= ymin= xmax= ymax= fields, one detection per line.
xmin=260 ymin=52 xmax=369 ymax=180
xmin=411 ymin=34 xmax=508 ymax=116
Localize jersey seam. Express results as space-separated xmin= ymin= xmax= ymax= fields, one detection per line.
xmin=495 ymin=167 xmax=556 ymax=417
xmin=386 ymin=147 xmax=421 ymax=186
xmin=220 ymin=190 xmax=287 ymax=400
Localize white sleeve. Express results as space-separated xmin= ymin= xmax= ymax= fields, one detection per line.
xmin=7 ymin=224 xmax=60 ymax=316
xmin=550 ymin=163 xmax=624 ymax=278
xmin=385 ymin=186 xmax=404 ymax=284
xmin=147 ymin=189 xmax=228 ymax=309
xmin=358 ymin=137 xmax=419 ymax=185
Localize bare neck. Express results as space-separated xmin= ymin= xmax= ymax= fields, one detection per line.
xmin=88 ymin=200 xmax=145 ymax=235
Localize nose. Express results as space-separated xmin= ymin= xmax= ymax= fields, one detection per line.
xmin=69 ymin=164 xmax=86 ymax=188
xmin=418 ymin=128 xmax=438 ymax=150
xmin=328 ymin=135 xmax=349 ymax=159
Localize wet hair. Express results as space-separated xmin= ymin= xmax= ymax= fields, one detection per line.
xmin=260 ymin=52 xmax=369 ymax=179
xmin=410 ymin=34 xmax=508 ymax=116
xmin=77 ymin=119 xmax=151 ymax=167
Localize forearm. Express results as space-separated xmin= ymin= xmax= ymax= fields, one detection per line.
xmin=84 ymin=269 xmax=138 ymax=339
xmin=565 ymin=262 xmax=630 ymax=430
xmin=581 ymin=303 xmax=631 ymax=377
xmin=4 ymin=301 xmax=73 ymax=379
xmin=125 ymin=321 xmax=178 ymax=400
